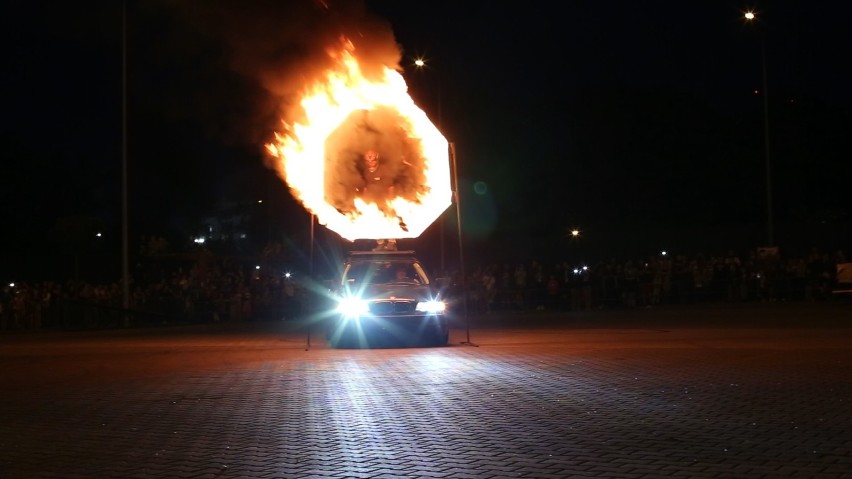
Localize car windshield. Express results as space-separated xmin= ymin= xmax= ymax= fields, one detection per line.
xmin=344 ymin=260 xmax=429 ymax=286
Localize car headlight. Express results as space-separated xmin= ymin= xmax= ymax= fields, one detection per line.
xmin=337 ymin=297 xmax=369 ymax=317
xmin=416 ymin=300 xmax=446 ymax=313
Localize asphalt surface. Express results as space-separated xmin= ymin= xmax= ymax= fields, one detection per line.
xmin=1 ymin=301 xmax=851 ymax=479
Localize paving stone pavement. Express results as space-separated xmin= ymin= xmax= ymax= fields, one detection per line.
xmin=1 ymin=302 xmax=851 ymax=478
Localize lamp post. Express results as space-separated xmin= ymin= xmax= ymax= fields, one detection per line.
xmin=412 ymin=57 xmax=447 ymax=272
xmin=412 ymin=57 xmax=475 ymax=346
xmin=745 ymin=10 xmax=774 ymax=247
xmin=121 ymin=0 xmax=130 ymax=327
xmin=413 ymin=58 xmax=442 ymax=126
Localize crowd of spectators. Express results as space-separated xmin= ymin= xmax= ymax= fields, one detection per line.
xmin=0 ymin=254 xmax=307 ymax=332
xmin=460 ymin=247 xmax=847 ymax=315
xmin=1 ymin=245 xmax=847 ymax=332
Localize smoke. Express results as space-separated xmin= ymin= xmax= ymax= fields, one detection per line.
xmin=159 ymin=0 xmax=433 ymax=229
xmin=161 ymin=0 xmax=403 ymax=144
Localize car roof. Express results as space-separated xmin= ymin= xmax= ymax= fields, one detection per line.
xmin=346 ymin=250 xmax=420 ymax=262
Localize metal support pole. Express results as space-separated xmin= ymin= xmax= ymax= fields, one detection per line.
xmin=450 ymin=142 xmax=477 ymax=347
xmin=305 ymin=214 xmax=315 ymax=351
xmin=438 ymin=74 xmax=446 ymax=274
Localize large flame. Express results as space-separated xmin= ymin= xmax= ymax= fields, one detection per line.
xmin=266 ymin=39 xmax=451 ymax=241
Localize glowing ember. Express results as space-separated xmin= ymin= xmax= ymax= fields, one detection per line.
xmin=266 ymin=39 xmax=451 ymax=241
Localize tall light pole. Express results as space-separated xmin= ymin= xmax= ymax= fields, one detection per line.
xmin=413 ymin=57 xmax=474 ymax=346
xmin=412 ymin=56 xmax=447 ymax=271
xmin=121 ymin=0 xmax=131 ymax=326
xmin=745 ymin=10 xmax=774 ymax=247
xmin=414 ymin=58 xmax=442 ymax=127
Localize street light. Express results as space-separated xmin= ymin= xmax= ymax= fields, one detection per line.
xmin=121 ymin=0 xmax=130 ymax=327
xmin=412 ymin=56 xmax=441 ymax=126
xmin=412 ymin=56 xmax=447 ymax=271
xmin=744 ymin=10 xmax=774 ymax=247
xmin=411 ymin=56 xmax=474 ymax=345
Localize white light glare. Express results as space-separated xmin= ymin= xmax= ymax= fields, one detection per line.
xmin=416 ymin=300 xmax=446 ymax=313
xmin=337 ymin=297 xmax=369 ymax=317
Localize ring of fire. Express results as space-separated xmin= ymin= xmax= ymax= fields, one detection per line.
xmin=266 ymin=42 xmax=451 ymax=242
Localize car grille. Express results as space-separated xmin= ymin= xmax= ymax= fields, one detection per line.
xmin=369 ymin=300 xmax=417 ymax=315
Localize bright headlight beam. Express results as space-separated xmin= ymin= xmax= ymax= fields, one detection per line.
xmin=415 ymin=300 xmax=446 ymax=313
xmin=337 ymin=297 xmax=369 ymax=317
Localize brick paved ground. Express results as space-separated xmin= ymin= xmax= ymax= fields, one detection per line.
xmin=1 ymin=302 xmax=851 ymax=478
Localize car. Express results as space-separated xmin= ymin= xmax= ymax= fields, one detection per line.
xmin=835 ymin=262 xmax=852 ymax=295
xmin=326 ymin=249 xmax=450 ymax=348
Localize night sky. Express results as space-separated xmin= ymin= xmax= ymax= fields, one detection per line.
xmin=3 ymin=0 xmax=851 ymax=278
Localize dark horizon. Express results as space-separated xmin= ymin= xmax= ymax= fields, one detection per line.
xmin=3 ymin=0 xmax=850 ymax=281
